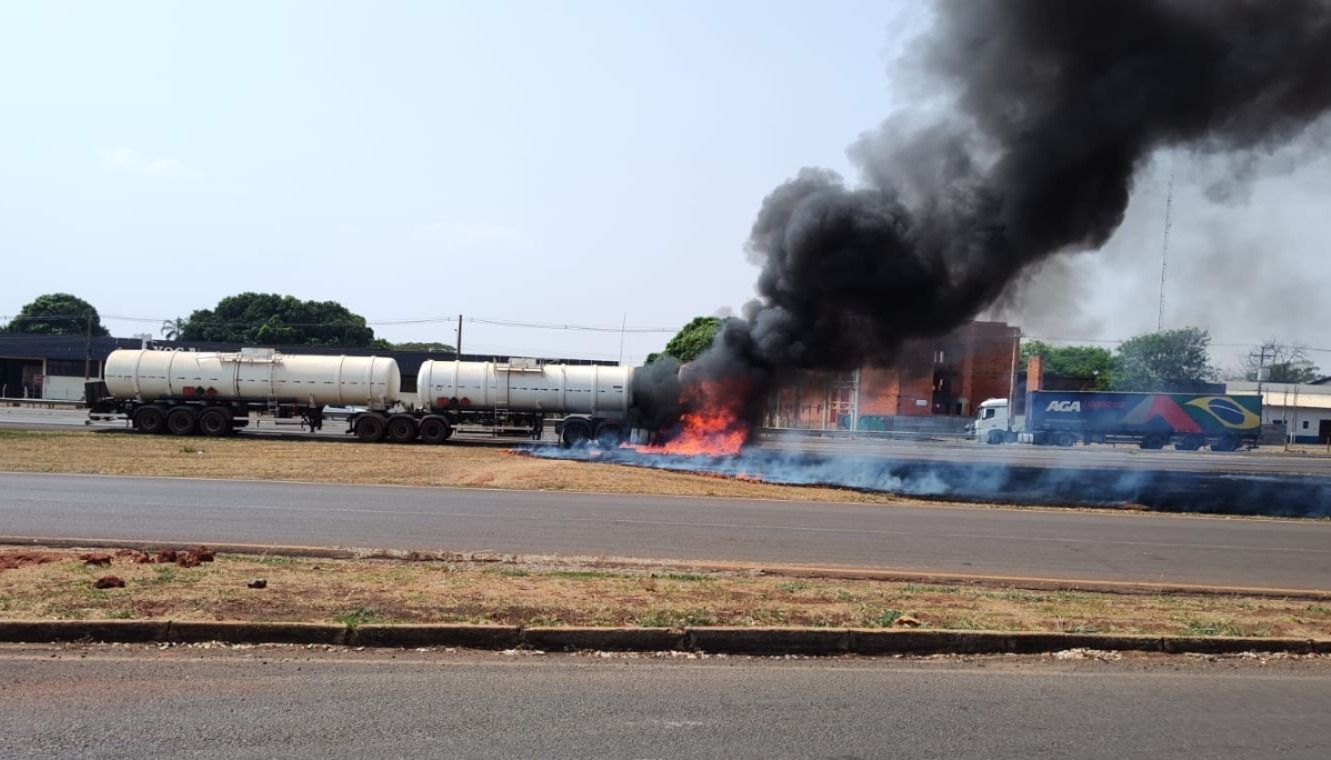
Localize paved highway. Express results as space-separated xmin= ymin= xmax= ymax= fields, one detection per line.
xmin=3 ymin=472 xmax=1329 ymax=589
xmin=6 ymin=405 xmax=1331 ymax=474
xmin=2 ymin=646 xmax=1328 ymax=759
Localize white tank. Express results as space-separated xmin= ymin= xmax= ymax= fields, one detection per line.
xmin=416 ymin=359 xmax=631 ymax=418
xmin=103 ymin=348 xmax=401 ymax=409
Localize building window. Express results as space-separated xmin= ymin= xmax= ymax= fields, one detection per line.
xmin=1304 ymin=421 xmax=1311 ymax=430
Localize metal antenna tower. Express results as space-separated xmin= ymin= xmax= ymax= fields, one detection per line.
xmin=1157 ymin=169 xmax=1174 ymax=331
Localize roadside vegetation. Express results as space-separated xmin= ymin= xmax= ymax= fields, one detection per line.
xmin=0 ymin=430 xmax=914 ymax=503
xmin=1 ymin=548 xmax=1328 ymax=639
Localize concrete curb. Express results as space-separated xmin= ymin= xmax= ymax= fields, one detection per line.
xmin=351 ymin=624 xmax=521 ymax=649
xmin=522 ymin=626 xmax=686 ymax=652
xmin=0 ymin=620 xmax=1323 ymax=657
xmin=5 ymin=535 xmax=1328 ymax=601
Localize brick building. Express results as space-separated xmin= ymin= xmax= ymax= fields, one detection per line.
xmin=763 ymin=320 xmax=1021 ymax=431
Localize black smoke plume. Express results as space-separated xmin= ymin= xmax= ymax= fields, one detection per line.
xmin=640 ymin=0 xmax=1331 ymax=433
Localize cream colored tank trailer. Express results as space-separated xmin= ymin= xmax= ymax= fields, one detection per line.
xmin=86 ymin=348 xmax=633 ymax=446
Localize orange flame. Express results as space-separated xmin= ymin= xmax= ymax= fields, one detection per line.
xmin=640 ymin=377 xmax=750 ymax=456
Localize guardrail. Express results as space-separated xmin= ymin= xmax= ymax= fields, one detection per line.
xmin=0 ymin=398 xmax=85 ymax=410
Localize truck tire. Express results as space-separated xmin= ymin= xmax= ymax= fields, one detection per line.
xmin=985 ymin=430 xmax=1005 ymax=445
xmin=1174 ymin=435 xmax=1204 ymax=451
xmin=132 ymin=405 xmax=166 ymax=434
xmin=1139 ymin=433 xmax=1167 ymax=450
xmin=1054 ymin=431 xmax=1077 ymax=447
xmin=166 ymin=406 xmax=199 ymax=436
xmin=594 ymin=422 xmax=623 ymax=448
xmin=386 ymin=414 xmax=419 ymax=443
xmin=418 ymin=415 xmax=452 ymax=445
xmin=354 ymin=413 xmax=388 ymax=443
xmin=561 ymin=419 xmax=592 ymax=447
xmin=198 ymin=407 xmax=232 ymax=437
xmin=1211 ymin=434 xmax=1240 ymax=452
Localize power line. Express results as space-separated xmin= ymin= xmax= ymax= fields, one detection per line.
xmin=4 ymin=312 xmax=680 ymax=333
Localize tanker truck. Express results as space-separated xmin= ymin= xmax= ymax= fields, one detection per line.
xmin=86 ymin=348 xmax=634 ymax=446
xmin=972 ymin=390 xmax=1262 ymax=451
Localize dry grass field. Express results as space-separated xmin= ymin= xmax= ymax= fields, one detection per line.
xmin=3 ymin=547 xmax=1328 ymax=638
xmin=0 ymin=429 xmax=915 ymax=503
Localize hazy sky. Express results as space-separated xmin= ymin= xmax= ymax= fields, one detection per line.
xmin=3 ymin=2 xmax=1327 ymax=371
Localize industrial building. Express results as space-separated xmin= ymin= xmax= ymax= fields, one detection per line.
xmin=763 ymin=320 xmax=1021 ymax=432
xmin=1226 ymin=380 xmax=1331 ymax=445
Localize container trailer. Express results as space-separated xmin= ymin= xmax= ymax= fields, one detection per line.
xmin=972 ymin=390 xmax=1262 ymax=451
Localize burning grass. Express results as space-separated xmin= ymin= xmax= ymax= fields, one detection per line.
xmin=0 ymin=430 xmax=912 ymax=504
xmin=644 ymin=377 xmax=751 ymax=456
xmin=2 ymin=547 xmax=1328 ymax=639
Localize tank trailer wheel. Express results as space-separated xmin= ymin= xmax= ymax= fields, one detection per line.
xmin=418 ymin=415 xmax=453 ymax=445
xmin=386 ymin=414 xmax=419 ymax=443
xmin=1054 ymin=431 xmax=1077 ymax=447
xmin=166 ymin=406 xmax=199 ymax=436
xmin=198 ymin=407 xmax=233 ymax=437
xmin=132 ymin=405 xmax=167 ymax=434
xmin=354 ymin=414 xmax=388 ymax=443
xmin=561 ymin=419 xmax=592 ymax=447
xmin=1211 ymin=434 xmax=1240 ymax=452
xmin=594 ymin=423 xmax=623 ymax=449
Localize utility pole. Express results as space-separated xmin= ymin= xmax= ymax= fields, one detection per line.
xmin=456 ymin=314 xmax=463 ymax=356
xmin=617 ymin=313 xmax=627 ymax=365
xmin=83 ymin=310 xmax=93 ymax=384
xmin=1006 ymin=328 xmax=1021 ymax=433
xmin=1256 ymin=344 xmax=1270 ymax=425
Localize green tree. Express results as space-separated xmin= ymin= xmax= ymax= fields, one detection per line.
xmin=1021 ymin=340 xmax=1115 ymax=389
xmin=650 ymin=316 xmax=724 ymax=364
xmin=1241 ymin=341 xmax=1320 ymax=384
xmin=390 ymin=341 xmax=456 ymax=352
xmin=5 ymin=293 xmax=110 ymax=336
xmin=160 ymin=317 xmax=189 ymax=340
xmin=1110 ymin=327 xmax=1216 ymax=392
xmin=181 ymin=293 xmax=379 ymax=347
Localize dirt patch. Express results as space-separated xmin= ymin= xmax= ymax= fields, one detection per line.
xmin=0 ymin=551 xmax=65 ymax=572
xmin=0 ymin=430 xmax=929 ymax=505
xmin=1 ymin=547 xmax=1328 ymax=639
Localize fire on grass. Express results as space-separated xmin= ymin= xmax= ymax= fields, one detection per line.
xmin=636 ymin=377 xmax=751 ymax=457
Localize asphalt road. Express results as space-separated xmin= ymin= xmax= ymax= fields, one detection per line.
xmin=2 ymin=646 xmax=1329 ymax=759
xmin=6 ymin=405 xmax=1331 ymax=473
xmin=3 ymin=472 xmax=1329 ymax=590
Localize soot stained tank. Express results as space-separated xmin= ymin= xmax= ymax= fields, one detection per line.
xmin=103 ymin=348 xmax=401 ymax=409
xmin=416 ymin=359 xmax=632 ymax=419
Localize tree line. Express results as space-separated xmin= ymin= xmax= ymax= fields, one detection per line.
xmin=3 ymin=292 xmax=453 ymax=351
xmin=7 ymin=294 xmax=1322 ymax=391
xmin=653 ymin=317 xmax=1321 ymax=393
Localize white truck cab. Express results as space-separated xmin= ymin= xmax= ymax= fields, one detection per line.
xmin=973 ymin=398 xmax=1020 ymax=444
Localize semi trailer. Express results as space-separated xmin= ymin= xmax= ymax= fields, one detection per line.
xmin=86 ymin=348 xmax=634 ymax=446
xmin=972 ymin=390 xmax=1262 ymax=451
